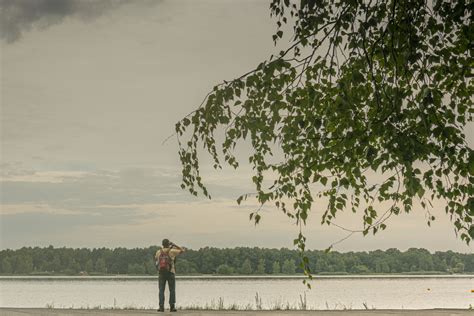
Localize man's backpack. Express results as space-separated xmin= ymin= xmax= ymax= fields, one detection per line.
xmin=156 ymin=249 xmax=172 ymax=272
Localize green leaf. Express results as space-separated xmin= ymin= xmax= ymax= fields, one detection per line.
xmin=255 ymin=214 xmax=261 ymax=224
xmin=469 ymin=152 xmax=474 ymax=176
xmin=468 ymin=198 xmax=474 ymax=216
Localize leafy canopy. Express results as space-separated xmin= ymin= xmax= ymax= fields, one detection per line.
xmin=176 ymin=0 xmax=473 ymax=276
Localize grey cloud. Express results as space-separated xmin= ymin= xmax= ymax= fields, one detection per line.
xmin=0 ymin=162 xmax=34 ymax=177
xmin=0 ymin=165 xmax=252 ymax=209
xmin=0 ymin=167 xmax=188 ymax=207
xmin=2 ymin=208 xmax=140 ymax=232
xmin=0 ymin=0 xmax=155 ymax=43
xmin=0 ymin=208 xmax=158 ymax=248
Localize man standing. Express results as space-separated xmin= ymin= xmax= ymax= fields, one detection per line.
xmin=155 ymin=239 xmax=185 ymax=312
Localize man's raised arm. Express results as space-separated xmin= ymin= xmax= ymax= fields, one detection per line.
xmin=170 ymin=242 xmax=185 ymax=254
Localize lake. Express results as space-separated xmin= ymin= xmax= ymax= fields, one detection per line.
xmin=0 ymin=275 xmax=473 ymax=310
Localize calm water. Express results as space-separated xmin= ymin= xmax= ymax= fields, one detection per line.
xmin=0 ymin=276 xmax=473 ymax=310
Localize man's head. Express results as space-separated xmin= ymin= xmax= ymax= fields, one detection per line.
xmin=162 ymin=238 xmax=170 ymax=248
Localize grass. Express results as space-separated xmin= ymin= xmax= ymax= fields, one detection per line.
xmin=43 ymin=291 xmax=472 ymax=311
xmin=44 ymin=292 xmax=379 ymax=311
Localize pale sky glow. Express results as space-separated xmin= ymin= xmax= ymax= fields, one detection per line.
xmin=0 ymin=0 xmax=472 ymax=253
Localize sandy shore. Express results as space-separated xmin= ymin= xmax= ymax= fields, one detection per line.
xmin=0 ymin=309 xmax=472 ymax=316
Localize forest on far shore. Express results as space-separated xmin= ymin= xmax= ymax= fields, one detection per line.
xmin=0 ymin=246 xmax=472 ymax=276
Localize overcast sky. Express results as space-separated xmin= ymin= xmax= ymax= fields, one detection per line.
xmin=1 ymin=0 xmax=472 ymax=253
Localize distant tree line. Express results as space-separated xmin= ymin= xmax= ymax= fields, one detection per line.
xmin=0 ymin=246 xmax=472 ymax=276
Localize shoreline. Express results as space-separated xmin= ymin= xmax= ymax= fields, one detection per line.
xmin=1 ymin=308 xmax=473 ymax=316
xmin=1 ymin=274 xmax=473 ymax=281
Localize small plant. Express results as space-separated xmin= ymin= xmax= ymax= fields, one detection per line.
xmin=255 ymin=292 xmax=263 ymax=310
xmin=272 ymin=303 xmax=281 ymax=310
xmin=270 ymin=300 xmax=283 ymax=310
xmin=298 ymin=292 xmax=307 ymax=310
xmin=217 ymin=297 xmax=224 ymax=310
xmin=228 ymin=303 xmax=239 ymax=310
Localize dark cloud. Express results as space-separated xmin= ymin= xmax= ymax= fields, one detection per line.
xmin=0 ymin=0 xmax=131 ymax=43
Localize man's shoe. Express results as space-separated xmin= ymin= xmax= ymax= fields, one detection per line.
xmin=157 ymin=306 xmax=165 ymax=312
xmin=170 ymin=305 xmax=177 ymax=312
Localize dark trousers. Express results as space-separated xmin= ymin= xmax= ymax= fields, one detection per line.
xmin=159 ymin=271 xmax=176 ymax=308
